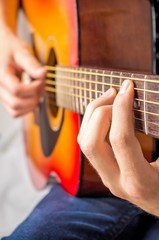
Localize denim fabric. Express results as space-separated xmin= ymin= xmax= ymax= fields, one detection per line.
xmin=134 ymin=214 xmax=159 ymax=240
xmin=142 ymin=220 xmax=159 ymax=240
xmin=2 ymin=184 xmax=159 ymax=240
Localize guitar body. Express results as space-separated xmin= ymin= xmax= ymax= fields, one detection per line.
xmin=22 ymin=0 xmax=155 ymax=196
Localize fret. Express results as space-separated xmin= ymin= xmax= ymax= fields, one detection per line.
xmin=95 ymin=70 xmax=98 ymax=99
xmin=89 ymin=69 xmax=93 ymax=103
xmin=69 ymin=69 xmax=73 ymax=111
xmin=79 ymin=72 xmax=84 ymax=114
xmin=65 ymin=70 xmax=68 ymax=108
xmin=73 ymin=70 xmax=76 ymax=112
xmin=143 ymin=75 xmax=148 ymax=135
xmin=119 ymin=72 xmax=123 ymax=87
xmin=103 ymin=70 xmax=108 ymax=93
xmin=95 ymin=69 xmax=102 ymax=98
xmin=74 ymin=69 xmax=77 ymax=112
xmin=102 ymin=70 xmax=105 ymax=95
xmin=62 ymin=69 xmax=66 ymax=108
xmin=50 ymin=65 xmax=159 ymax=139
xmin=81 ymin=70 xmax=86 ymax=113
xmin=75 ymin=71 xmax=79 ymax=113
xmin=68 ymin=69 xmax=72 ymax=110
xmin=110 ymin=71 xmax=113 ymax=88
xmin=77 ymin=70 xmax=81 ymax=112
xmin=72 ymin=70 xmax=76 ymax=112
xmin=64 ymin=69 xmax=68 ymax=109
xmin=134 ymin=107 xmax=159 ymax=124
xmin=83 ymin=70 xmax=87 ymax=112
xmin=66 ymin=70 xmax=69 ymax=109
xmin=131 ymin=73 xmax=134 ymax=81
xmin=135 ymin=118 xmax=159 ymax=139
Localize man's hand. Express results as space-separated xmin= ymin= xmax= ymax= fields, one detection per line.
xmin=0 ymin=31 xmax=46 ymax=117
xmin=78 ymin=80 xmax=159 ymax=216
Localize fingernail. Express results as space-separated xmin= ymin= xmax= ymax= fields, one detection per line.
xmin=33 ymin=67 xmax=46 ymax=75
xmin=101 ymin=87 xmax=114 ymax=97
xmin=119 ymin=80 xmax=130 ymax=94
xmin=22 ymin=72 xmax=32 ymax=85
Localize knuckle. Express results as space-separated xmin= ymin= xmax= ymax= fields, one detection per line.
xmin=110 ymin=131 xmax=130 ymax=150
xmin=124 ymin=181 xmax=146 ymax=200
xmin=10 ymin=99 xmax=21 ymax=110
xmin=104 ymin=181 xmax=124 ymax=198
xmin=86 ymin=101 xmax=96 ymax=114
xmin=109 ymin=186 xmax=123 ymax=198
xmin=11 ymin=85 xmax=20 ymax=96
xmin=119 ymin=174 xmax=147 ymax=201
xmin=80 ymin=139 xmax=97 ymax=160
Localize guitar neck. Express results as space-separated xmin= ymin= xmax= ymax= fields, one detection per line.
xmin=46 ymin=65 xmax=159 ymax=139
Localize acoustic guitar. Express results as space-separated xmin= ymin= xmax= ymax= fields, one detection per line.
xmin=21 ymin=0 xmax=158 ymax=196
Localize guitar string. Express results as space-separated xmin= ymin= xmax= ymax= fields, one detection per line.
xmin=46 ymin=102 xmax=159 ymax=131
xmin=45 ymin=78 xmax=159 ymax=106
xmin=45 ymin=97 xmax=159 ymax=135
xmin=45 ymin=65 xmax=159 ymax=84
xmin=45 ymin=86 xmax=159 ymax=128
xmin=46 ymin=98 xmax=159 ymax=131
xmin=45 ymin=87 xmax=159 ymax=118
xmin=46 ymin=94 xmax=159 ymax=126
xmin=44 ymin=66 xmax=159 ymax=133
xmin=46 ymin=73 xmax=159 ymax=95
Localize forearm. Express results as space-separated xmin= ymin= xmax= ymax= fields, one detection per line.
xmin=0 ymin=0 xmax=20 ymax=33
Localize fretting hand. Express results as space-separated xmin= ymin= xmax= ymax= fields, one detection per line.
xmin=78 ymin=80 xmax=159 ymax=216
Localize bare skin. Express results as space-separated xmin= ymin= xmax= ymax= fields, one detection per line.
xmin=78 ymin=80 xmax=159 ymax=217
xmin=1 ymin=0 xmax=159 ymax=217
xmin=0 ymin=0 xmax=46 ymax=117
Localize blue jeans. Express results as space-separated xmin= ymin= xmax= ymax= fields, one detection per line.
xmin=2 ymin=184 xmax=159 ymax=240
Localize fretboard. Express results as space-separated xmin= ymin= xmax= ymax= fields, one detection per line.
xmin=45 ymin=65 xmax=159 ymax=139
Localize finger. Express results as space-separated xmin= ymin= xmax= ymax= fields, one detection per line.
xmin=78 ymin=88 xmax=116 ymax=142
xmin=1 ymin=100 xmax=36 ymax=118
xmin=19 ymin=78 xmax=45 ymax=98
xmin=110 ymin=80 xmax=147 ymax=177
xmin=79 ymin=105 xmax=119 ymax=188
xmin=0 ymin=86 xmax=40 ymax=116
xmin=0 ymin=72 xmax=44 ymax=98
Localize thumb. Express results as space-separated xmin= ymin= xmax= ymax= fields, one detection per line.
xmin=14 ymin=42 xmax=46 ymax=78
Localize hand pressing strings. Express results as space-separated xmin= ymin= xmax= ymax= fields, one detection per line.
xmin=78 ymin=80 xmax=159 ymax=217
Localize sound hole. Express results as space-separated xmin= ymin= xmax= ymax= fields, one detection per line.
xmin=38 ymin=47 xmax=64 ymax=157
